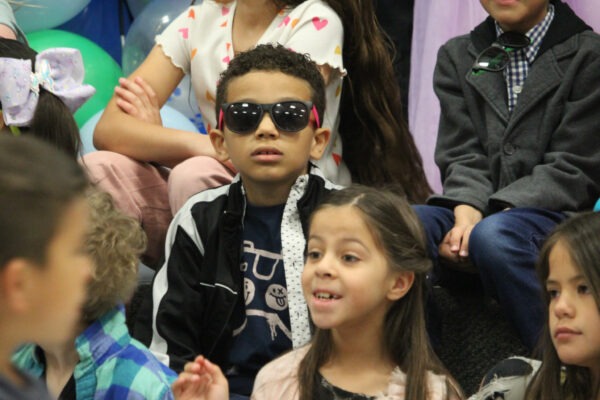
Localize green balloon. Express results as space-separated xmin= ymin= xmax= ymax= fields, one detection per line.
xmin=26 ymin=29 xmax=122 ymax=127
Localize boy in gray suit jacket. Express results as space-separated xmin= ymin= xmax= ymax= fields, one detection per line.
xmin=414 ymin=0 xmax=600 ymax=350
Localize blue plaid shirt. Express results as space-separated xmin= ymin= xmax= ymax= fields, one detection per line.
xmin=13 ymin=305 xmax=177 ymax=400
xmin=496 ymin=4 xmax=555 ymax=111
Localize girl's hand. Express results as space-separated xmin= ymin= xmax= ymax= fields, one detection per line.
xmin=439 ymin=204 xmax=483 ymax=262
xmin=115 ymin=77 xmax=162 ymax=126
xmin=172 ymin=356 xmax=229 ymax=400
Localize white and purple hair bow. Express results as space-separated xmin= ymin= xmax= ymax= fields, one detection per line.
xmin=0 ymin=48 xmax=95 ymax=127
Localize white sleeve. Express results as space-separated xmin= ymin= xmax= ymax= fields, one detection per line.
xmin=155 ymin=6 xmax=199 ymax=74
xmin=268 ymin=0 xmax=345 ymax=75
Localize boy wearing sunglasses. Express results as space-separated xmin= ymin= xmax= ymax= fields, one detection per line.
xmin=134 ymin=44 xmax=337 ymax=398
xmin=414 ymin=0 xmax=600 ymax=352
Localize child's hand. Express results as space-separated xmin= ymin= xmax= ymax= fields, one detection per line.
xmin=115 ymin=77 xmax=162 ymax=126
xmin=172 ymin=356 xmax=229 ymax=400
xmin=439 ymin=204 xmax=483 ymax=262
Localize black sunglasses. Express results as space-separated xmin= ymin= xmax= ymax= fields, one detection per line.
xmin=218 ymin=101 xmax=320 ymax=134
xmin=472 ymin=32 xmax=531 ymax=74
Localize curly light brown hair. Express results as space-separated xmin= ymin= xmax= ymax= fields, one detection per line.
xmin=81 ymin=189 xmax=147 ymax=324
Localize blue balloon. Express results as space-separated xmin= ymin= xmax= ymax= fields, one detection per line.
xmin=166 ymin=75 xmax=207 ymax=134
xmin=79 ymin=105 xmax=199 ymax=155
xmin=594 ymin=198 xmax=600 ymax=212
xmin=122 ymin=0 xmax=193 ymax=76
xmin=160 ymin=105 xmax=200 ymax=134
xmin=13 ymin=0 xmax=92 ymax=33
xmin=126 ymin=0 xmax=152 ymax=17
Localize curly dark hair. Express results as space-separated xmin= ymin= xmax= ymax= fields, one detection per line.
xmin=215 ymin=43 xmax=326 ymax=126
xmin=212 ymin=2 xmax=432 ymax=202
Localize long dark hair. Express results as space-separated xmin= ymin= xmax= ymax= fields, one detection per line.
xmin=274 ymin=0 xmax=432 ymax=203
xmin=298 ymin=185 xmax=462 ymax=399
xmin=0 ymin=38 xmax=81 ymax=159
xmin=526 ymin=212 xmax=600 ymax=400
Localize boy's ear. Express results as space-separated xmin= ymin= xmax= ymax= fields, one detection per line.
xmin=209 ymin=128 xmax=231 ymax=162
xmin=0 ymin=259 xmax=35 ymax=313
xmin=387 ymin=271 xmax=415 ymax=301
xmin=309 ymin=127 xmax=330 ymax=161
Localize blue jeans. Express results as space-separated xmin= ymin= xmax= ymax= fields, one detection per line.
xmin=414 ymin=205 xmax=566 ymax=350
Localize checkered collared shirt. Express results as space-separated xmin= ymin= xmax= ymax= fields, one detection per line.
xmin=496 ymin=4 xmax=555 ymax=112
xmin=12 ymin=305 xmax=177 ymax=399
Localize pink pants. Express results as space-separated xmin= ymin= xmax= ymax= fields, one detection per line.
xmin=81 ymin=151 xmax=235 ymax=267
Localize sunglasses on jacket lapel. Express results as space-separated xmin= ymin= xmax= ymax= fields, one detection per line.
xmin=471 ymin=31 xmax=531 ymax=74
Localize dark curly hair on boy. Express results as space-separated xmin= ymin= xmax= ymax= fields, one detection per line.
xmin=215 ymin=43 xmax=326 ymax=126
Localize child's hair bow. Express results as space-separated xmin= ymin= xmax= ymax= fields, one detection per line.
xmin=0 ymin=48 xmax=96 ymax=127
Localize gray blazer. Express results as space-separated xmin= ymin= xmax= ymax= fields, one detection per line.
xmin=429 ymin=1 xmax=600 ymax=216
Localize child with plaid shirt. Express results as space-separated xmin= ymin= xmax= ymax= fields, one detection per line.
xmin=13 ymin=189 xmax=176 ymax=399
